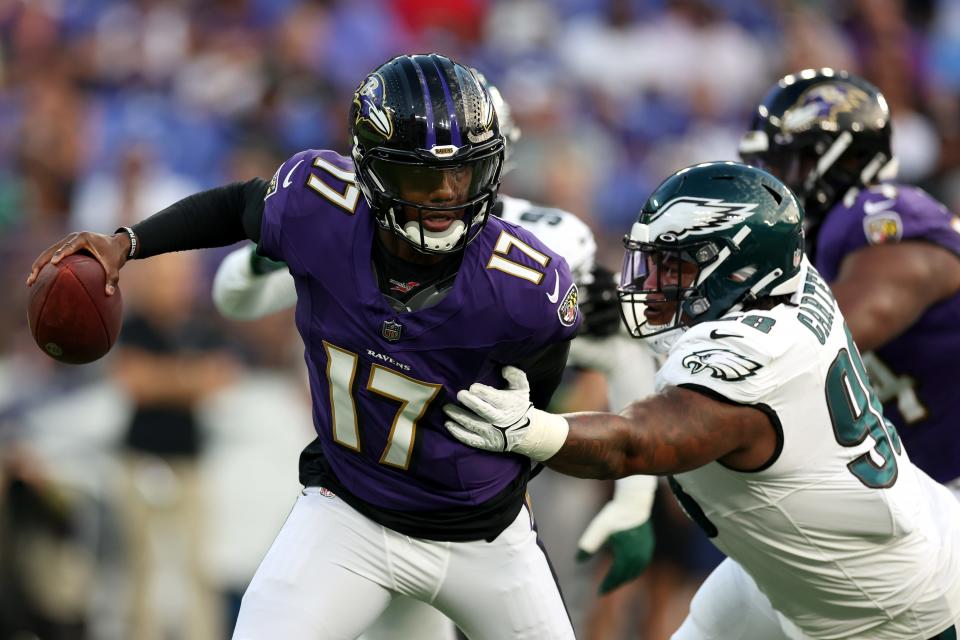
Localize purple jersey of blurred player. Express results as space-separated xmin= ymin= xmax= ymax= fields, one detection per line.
xmin=257 ymin=149 xmax=580 ymax=512
xmin=815 ymin=183 xmax=960 ymax=484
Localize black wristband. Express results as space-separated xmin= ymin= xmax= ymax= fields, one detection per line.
xmin=116 ymin=226 xmax=139 ymax=259
xmin=129 ymin=178 xmax=268 ymax=259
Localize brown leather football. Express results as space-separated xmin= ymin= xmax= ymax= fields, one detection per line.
xmin=27 ymin=253 xmax=123 ymax=364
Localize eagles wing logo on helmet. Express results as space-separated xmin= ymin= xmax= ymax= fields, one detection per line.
xmin=645 ymin=197 xmax=757 ymax=242
xmin=353 ymin=74 xmax=393 ymax=139
xmin=782 ymin=82 xmax=869 ymax=133
xmin=682 ymin=348 xmax=762 ymax=381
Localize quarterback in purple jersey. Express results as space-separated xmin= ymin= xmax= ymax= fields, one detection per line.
xmin=211 ymin=68 xmax=659 ymax=639
xmin=739 ymin=69 xmax=960 ymax=493
xmin=27 ymin=54 xmax=580 ymax=639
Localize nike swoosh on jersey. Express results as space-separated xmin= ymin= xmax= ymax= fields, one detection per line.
xmin=863 ymin=199 xmax=895 ymax=215
xmin=283 ymin=159 xmax=305 ymax=188
xmin=546 ymin=270 xmax=560 ymax=303
xmin=709 ymin=329 xmax=742 ymax=340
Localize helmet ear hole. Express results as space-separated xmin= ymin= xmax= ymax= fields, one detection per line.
xmin=762 ymin=184 xmax=783 ymax=205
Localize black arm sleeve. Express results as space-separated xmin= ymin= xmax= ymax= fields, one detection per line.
xmin=130 ymin=178 xmax=269 ymax=258
xmin=514 ymin=340 xmax=572 ymax=410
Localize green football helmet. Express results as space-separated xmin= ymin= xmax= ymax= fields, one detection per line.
xmin=618 ymin=162 xmax=805 ymax=339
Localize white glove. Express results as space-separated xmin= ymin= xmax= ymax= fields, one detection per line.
xmin=578 ymin=475 xmax=657 ymax=555
xmin=577 ymin=474 xmax=658 ymax=594
xmin=443 ymin=366 xmax=569 ymax=461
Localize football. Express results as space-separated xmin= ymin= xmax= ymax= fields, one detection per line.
xmin=27 ymin=253 xmax=123 ymax=364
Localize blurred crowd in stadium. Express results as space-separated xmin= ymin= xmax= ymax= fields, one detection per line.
xmin=1 ymin=0 xmax=958 ymax=638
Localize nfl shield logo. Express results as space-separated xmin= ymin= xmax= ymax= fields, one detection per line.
xmin=381 ymin=319 xmax=403 ymax=342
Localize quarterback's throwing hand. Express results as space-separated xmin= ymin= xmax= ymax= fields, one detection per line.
xmin=443 ymin=366 xmax=570 ymax=462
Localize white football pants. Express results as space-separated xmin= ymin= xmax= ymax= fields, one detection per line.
xmin=672 ymin=558 xmax=807 ymax=640
xmin=233 ymin=487 xmax=574 ymax=640
xmin=360 ymin=594 xmax=455 ymax=640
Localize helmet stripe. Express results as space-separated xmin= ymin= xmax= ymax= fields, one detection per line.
xmin=815 ymin=130 xmax=852 ymax=178
xmin=430 ymin=54 xmax=462 ymax=147
xmin=395 ymin=59 xmax=417 ymax=132
xmin=695 ymin=225 xmax=751 ymax=285
xmin=410 ymin=57 xmax=436 ymax=149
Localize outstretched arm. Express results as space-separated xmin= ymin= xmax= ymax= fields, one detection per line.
xmin=445 ymin=369 xmax=775 ymax=478
xmin=546 ymin=386 xmax=769 ymax=478
xmin=27 ymin=179 xmax=268 ymax=295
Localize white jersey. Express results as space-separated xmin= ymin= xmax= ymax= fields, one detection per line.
xmin=496 ymin=195 xmax=597 ymax=283
xmin=659 ymin=258 xmax=960 ymax=639
xmin=496 ymin=195 xmax=658 ymax=406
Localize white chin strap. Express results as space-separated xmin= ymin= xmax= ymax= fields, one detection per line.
xmin=403 ymin=219 xmax=466 ymax=252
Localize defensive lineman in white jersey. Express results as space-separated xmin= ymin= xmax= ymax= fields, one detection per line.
xmin=660 ymin=275 xmax=960 ymax=639
xmin=444 ymin=162 xmax=960 ymax=639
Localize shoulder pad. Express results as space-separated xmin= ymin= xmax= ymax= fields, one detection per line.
xmin=498 ymin=195 xmax=596 ymax=281
xmin=481 ymin=218 xmax=581 ymax=335
xmin=683 ymin=309 xmax=793 ymax=359
xmin=854 ymin=183 xmax=959 ymax=248
xmin=259 ymin=148 xmax=361 ymax=270
xmin=656 ymin=305 xmax=806 ymax=402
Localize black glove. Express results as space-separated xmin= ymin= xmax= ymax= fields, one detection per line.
xmin=578 ymin=264 xmax=621 ymax=338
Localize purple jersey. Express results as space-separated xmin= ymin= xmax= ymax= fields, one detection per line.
xmin=258 ymin=149 xmax=580 ymax=512
xmin=815 ymin=183 xmax=960 ymax=484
